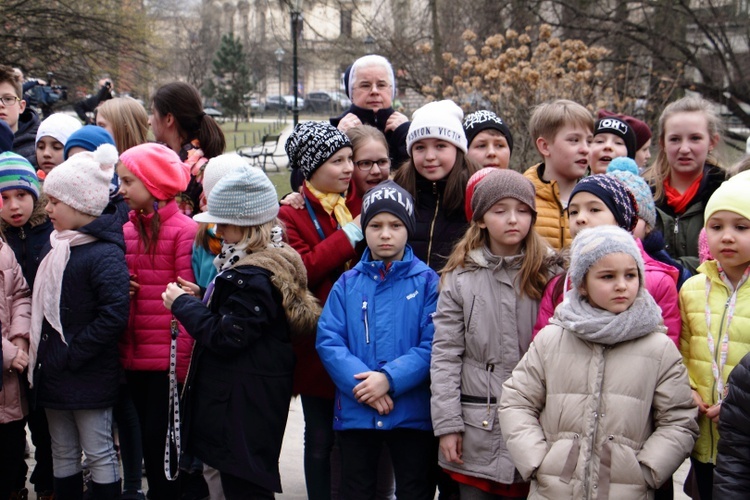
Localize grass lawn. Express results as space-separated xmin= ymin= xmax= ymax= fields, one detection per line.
xmin=220 ymin=119 xmax=288 ymax=152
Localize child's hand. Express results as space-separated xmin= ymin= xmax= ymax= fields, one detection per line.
xmin=367 ymin=394 xmax=394 ymax=415
xmin=439 ymin=433 xmax=464 ymax=464
xmin=691 ymin=390 xmax=709 ymax=414
xmin=351 ymin=214 xmax=361 ymax=229
xmin=280 ymin=192 xmax=305 ymax=210
xmin=11 ymin=337 xmax=28 ymax=354
xmin=162 ymin=282 xmax=187 ymax=311
xmin=353 ymin=371 xmax=390 ymax=404
xmin=706 ymin=403 xmax=722 ymax=424
xmin=129 ymin=274 xmax=140 ymax=297
xmin=176 ymin=277 xmax=200 ymax=298
xmin=11 ymin=348 xmax=28 ymax=372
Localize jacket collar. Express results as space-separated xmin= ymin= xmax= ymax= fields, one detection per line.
xmin=331 ymin=104 xmax=396 ymax=131
xmin=355 ymin=245 xmax=419 ymax=280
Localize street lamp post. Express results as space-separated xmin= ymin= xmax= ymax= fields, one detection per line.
xmin=290 ymin=0 xmax=303 ymax=127
xmin=274 ymin=47 xmax=285 ymax=120
xmin=364 ymin=35 xmax=376 ymax=54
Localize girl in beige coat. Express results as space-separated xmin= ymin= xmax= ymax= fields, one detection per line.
xmin=431 ymin=169 xmax=559 ymax=498
xmin=499 ymin=226 xmax=698 ymax=499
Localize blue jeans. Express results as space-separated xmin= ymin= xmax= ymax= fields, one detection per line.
xmin=46 ymin=407 xmax=120 ymax=484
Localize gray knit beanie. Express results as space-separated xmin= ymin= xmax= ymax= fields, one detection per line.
xmin=569 ymin=226 xmax=644 ymax=289
xmin=193 ymin=165 xmax=279 ymax=226
xmin=471 ymin=169 xmax=536 ymax=222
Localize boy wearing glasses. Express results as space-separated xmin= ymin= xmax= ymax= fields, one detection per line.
xmin=0 ymin=65 xmax=40 ymax=167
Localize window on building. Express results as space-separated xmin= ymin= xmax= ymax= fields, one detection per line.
xmin=340 ymin=8 xmax=352 ymax=38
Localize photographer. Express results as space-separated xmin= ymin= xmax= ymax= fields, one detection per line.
xmin=74 ymin=79 xmax=114 ymax=124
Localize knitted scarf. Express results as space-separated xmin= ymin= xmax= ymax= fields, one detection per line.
xmin=28 ymin=230 xmax=98 ymax=386
xmin=306 ymin=180 xmax=353 ymax=228
xmin=551 ymin=288 xmax=664 ymax=345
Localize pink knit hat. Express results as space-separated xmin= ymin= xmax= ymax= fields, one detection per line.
xmin=119 ymin=143 xmax=191 ymax=200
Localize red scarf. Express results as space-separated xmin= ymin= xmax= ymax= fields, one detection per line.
xmin=664 ymin=174 xmax=703 ymax=215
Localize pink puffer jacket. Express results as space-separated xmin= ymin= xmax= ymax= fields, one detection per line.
xmin=533 ymin=238 xmax=680 ymax=345
xmin=0 ymin=241 xmax=31 ymax=423
xmin=120 ymin=201 xmax=197 ymax=381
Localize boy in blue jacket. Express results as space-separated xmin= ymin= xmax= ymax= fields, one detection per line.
xmin=316 ymin=180 xmax=439 ymax=499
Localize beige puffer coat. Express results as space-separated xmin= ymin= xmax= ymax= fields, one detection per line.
xmin=431 ymin=248 xmax=550 ymax=484
xmin=499 ymin=325 xmax=698 ymax=499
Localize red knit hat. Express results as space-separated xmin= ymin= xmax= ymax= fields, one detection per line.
xmin=597 ymin=109 xmax=652 ymax=151
xmin=464 ymin=168 xmax=496 ymax=221
xmin=119 ymin=143 xmax=191 ymax=201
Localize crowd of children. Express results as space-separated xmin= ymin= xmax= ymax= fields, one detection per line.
xmin=3 ymin=53 xmax=750 ymax=500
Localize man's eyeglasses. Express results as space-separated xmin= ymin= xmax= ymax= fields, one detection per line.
xmin=355 ymin=158 xmax=391 ymax=171
xmin=355 ymin=81 xmax=391 ymax=93
xmin=0 ymin=96 xmax=21 ymax=106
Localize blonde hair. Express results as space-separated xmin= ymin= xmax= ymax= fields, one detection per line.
xmin=96 ymin=97 xmax=149 ymax=152
xmin=441 ymin=221 xmax=552 ymax=299
xmin=346 ymin=125 xmax=388 ymax=156
xmin=233 ymin=219 xmax=279 ymax=253
xmin=529 ymin=99 xmax=594 ymax=152
xmin=643 ymin=96 xmax=723 ymax=201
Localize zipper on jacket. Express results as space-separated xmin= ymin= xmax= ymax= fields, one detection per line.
xmin=674 ymin=216 xmax=680 ymax=234
xmin=483 ymin=363 xmax=494 ymax=427
xmin=708 ymin=296 xmax=731 ymax=463
xmin=362 ymin=299 xmax=370 ymax=344
xmin=426 ymin=183 xmax=440 ymax=268
xmin=19 ymin=227 xmax=26 ymax=240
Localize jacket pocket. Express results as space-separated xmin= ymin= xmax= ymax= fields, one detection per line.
xmin=460 ymin=401 xmax=497 ymax=466
xmin=537 ymin=434 xmax=579 ymax=480
xmin=609 ymin=438 xmax=647 ymax=489
xmin=191 ymin=376 xmax=231 ymax=447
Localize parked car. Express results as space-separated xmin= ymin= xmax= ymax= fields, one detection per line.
xmin=266 ymin=95 xmax=305 ymax=111
xmin=304 ymin=91 xmax=351 ymax=113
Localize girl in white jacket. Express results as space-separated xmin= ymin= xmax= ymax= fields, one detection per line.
xmin=499 ymin=226 xmax=698 ymax=499
xmin=431 ymin=168 xmax=559 ymax=498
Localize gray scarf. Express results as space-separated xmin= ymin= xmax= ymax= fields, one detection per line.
xmin=550 ymin=289 xmax=665 ymax=345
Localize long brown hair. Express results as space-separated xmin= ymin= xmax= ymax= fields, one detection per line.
xmin=393 ymin=149 xmax=479 ymax=214
xmin=152 ymin=82 xmax=226 ymax=159
xmin=96 ymin=97 xmax=149 ymax=152
xmin=441 ymin=221 xmax=553 ymax=300
xmin=133 ymin=210 xmax=161 ymax=256
xmin=642 ymin=96 xmax=723 ymax=201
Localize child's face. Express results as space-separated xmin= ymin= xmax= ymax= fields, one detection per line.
xmin=467 ymin=130 xmax=511 ymax=169
xmin=45 ymin=195 xmax=94 ymax=231
xmin=309 ymin=147 xmax=354 ymax=194
xmin=663 ymin=111 xmax=718 ymax=179
xmin=95 ymin=115 xmax=114 ymax=137
xmin=538 ymin=125 xmax=592 ymax=181
xmin=705 ymin=210 xmax=750 ymax=281
xmin=568 ymin=191 xmax=618 ymax=238
xmin=478 ymin=198 xmax=533 ymax=257
xmin=0 ymin=189 xmax=35 ymax=227
xmin=365 ymin=212 xmax=408 ymax=264
xmin=589 ymin=132 xmax=628 ymax=174
xmin=353 ymin=139 xmax=390 ymax=195
xmin=117 ymin=161 xmax=156 ymax=212
xmin=0 ymin=82 xmax=25 ymax=133
xmin=36 ymin=136 xmax=66 ymax=174
xmin=580 ymin=253 xmax=639 ymax=314
xmin=412 ymin=138 xmax=457 ymax=182
xmin=635 ymin=139 xmax=652 ymax=169
xmin=215 ymin=224 xmax=245 ymax=245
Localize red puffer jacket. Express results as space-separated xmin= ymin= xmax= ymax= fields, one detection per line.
xmin=120 ymin=201 xmax=197 ymax=382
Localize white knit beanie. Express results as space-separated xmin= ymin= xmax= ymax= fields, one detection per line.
xmin=35 ymin=113 xmax=82 ymax=146
xmin=406 ymin=100 xmax=468 ymax=154
xmin=194 ymin=165 xmax=279 ymax=226
xmin=569 ymin=226 xmax=644 ymax=289
xmin=43 ymin=143 xmax=117 ymax=216
xmin=202 ymin=153 xmax=247 ymax=201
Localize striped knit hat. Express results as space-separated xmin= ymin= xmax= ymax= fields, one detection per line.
xmin=193 ymin=164 xmax=278 ymax=226
xmin=0 ymin=152 xmax=41 ymax=199
xmin=570 ymin=174 xmax=638 ymax=233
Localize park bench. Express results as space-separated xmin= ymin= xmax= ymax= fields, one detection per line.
xmin=237 ymin=134 xmax=283 ymax=171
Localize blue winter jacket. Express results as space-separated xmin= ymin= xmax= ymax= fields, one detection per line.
xmin=316 ymin=245 xmax=438 ymax=431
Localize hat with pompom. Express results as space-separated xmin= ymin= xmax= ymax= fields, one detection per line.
xmin=606 ymin=157 xmax=656 ymax=229
xmin=43 ymin=143 xmax=118 ymax=216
